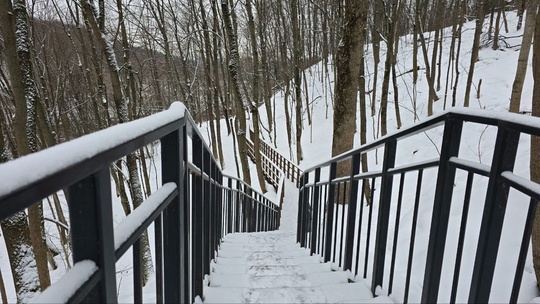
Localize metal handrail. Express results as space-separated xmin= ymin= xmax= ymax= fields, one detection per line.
xmin=297 ymin=108 xmax=540 ymax=303
xmin=0 ymin=102 xmax=280 ymax=303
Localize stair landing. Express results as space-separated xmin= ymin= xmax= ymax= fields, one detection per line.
xmin=202 ymin=230 xmax=392 ymax=303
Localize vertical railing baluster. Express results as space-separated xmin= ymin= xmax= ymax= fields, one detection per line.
xmin=192 ymin=133 xmax=204 ymax=300
xmin=510 ymin=198 xmax=538 ymax=303
xmin=468 ymin=126 xmax=520 ymax=303
xmin=310 ymin=168 xmax=322 ymax=255
xmin=450 ymin=171 xmax=474 ymax=304
xmin=67 ymin=167 xmax=116 ymax=303
xmin=422 ymin=118 xmax=463 ymax=302
xmin=301 ymin=175 xmax=310 ymax=247
xmin=160 ymin=122 xmax=185 ymax=303
xmin=388 ymin=172 xmax=406 ymax=295
xmin=297 ymin=175 xmax=305 ymax=244
xmin=133 ymin=238 xmax=143 ymax=303
xmin=344 ymin=153 xmax=361 ymax=271
xmin=227 ymin=179 xmax=233 ymax=233
xmin=324 ymin=162 xmax=337 ymax=262
xmin=155 ymin=215 xmax=163 ymax=304
xmin=404 ymin=169 xmax=424 ymax=303
xmin=364 ymin=177 xmax=375 ymax=279
xmin=372 ymin=140 xmax=397 ymax=293
xmin=354 ymin=179 xmax=367 ymax=277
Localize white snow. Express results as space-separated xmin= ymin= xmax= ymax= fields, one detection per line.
xmin=28 ymin=260 xmax=97 ymax=304
xmin=114 ymin=183 xmax=177 ymax=251
xmin=203 ymin=180 xmax=392 ymax=303
xmin=1 ymin=7 xmax=540 ymax=304
xmin=0 ymin=102 xmax=185 ymax=199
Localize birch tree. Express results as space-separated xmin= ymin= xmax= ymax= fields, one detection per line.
xmin=0 ymin=0 xmax=50 ymax=300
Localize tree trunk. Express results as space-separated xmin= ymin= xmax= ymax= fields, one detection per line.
xmin=290 ymin=0 xmax=304 ymax=164
xmin=221 ymin=0 xmax=252 ymax=185
xmin=246 ymin=0 xmax=267 ymax=192
xmin=332 ymin=0 xmax=366 ymax=180
xmin=0 ymin=0 xmax=50 ymax=297
xmin=493 ymin=0 xmax=504 ymax=50
xmin=83 ymin=0 xmax=153 ymax=284
xmin=464 ymin=1 xmax=486 ymax=107
xmin=510 ymin=1 xmax=538 ymax=113
xmin=530 ymin=2 xmax=540 ymax=290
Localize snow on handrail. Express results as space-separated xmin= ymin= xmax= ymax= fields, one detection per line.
xmin=0 ymin=102 xmax=186 ymax=218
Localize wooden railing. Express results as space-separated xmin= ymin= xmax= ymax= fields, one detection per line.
xmin=249 ymin=130 xmax=302 ymax=187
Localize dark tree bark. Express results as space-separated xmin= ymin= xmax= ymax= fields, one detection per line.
xmin=530 ymin=1 xmax=540 ymax=290
xmin=331 ymin=0 xmax=366 ymax=179
xmin=290 ymin=0 xmax=304 ymax=164
xmin=464 ymin=1 xmax=486 ymax=107
xmin=510 ymin=1 xmax=538 ymax=113
xmin=221 ymin=0 xmax=252 ymax=185
xmin=0 ymin=0 xmax=50 ymax=298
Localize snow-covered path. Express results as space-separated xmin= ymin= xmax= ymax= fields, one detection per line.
xmin=202 ymin=181 xmax=391 ymax=303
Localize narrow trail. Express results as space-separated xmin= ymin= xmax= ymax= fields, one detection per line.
xmin=203 ymin=181 xmax=389 ymax=303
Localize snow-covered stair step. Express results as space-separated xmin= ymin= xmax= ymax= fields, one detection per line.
xmin=212 ymin=263 xmax=332 ymax=276
xmin=203 ymin=230 xmax=393 ymax=303
xmin=215 ymin=255 xmax=321 ymax=266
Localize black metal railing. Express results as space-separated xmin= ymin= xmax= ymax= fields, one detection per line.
xmin=249 ymin=130 xmax=302 ymax=187
xmin=0 ymin=103 xmax=280 ymax=303
xmin=297 ymin=108 xmax=540 ymax=303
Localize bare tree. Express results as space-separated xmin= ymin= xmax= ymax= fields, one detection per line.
xmin=464 ymin=1 xmax=486 ymax=107
xmin=290 ymin=0 xmax=304 ymax=164
xmin=221 ymin=0 xmax=251 ymax=185
xmin=530 ymin=0 xmax=540 ymax=290
xmin=81 ymin=0 xmax=154 ymax=284
xmin=246 ymin=0 xmax=267 ymax=192
xmin=331 ymin=0 xmax=366 ymax=178
xmin=510 ymin=1 xmax=539 ymax=113
xmin=0 ymin=0 xmax=50 ymax=300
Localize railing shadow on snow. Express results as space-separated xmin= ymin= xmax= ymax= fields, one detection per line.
xmin=0 ymin=102 xmax=280 ymax=303
xmin=297 ymin=108 xmax=540 ymax=303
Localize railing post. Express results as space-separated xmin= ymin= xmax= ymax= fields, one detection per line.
xmin=204 ymin=150 xmax=212 ymax=275
xmin=192 ymin=133 xmax=204 ymax=300
xmin=297 ymin=175 xmax=305 ymax=243
xmin=67 ymin=168 xmax=117 ymax=303
xmin=236 ymin=180 xmax=241 ymax=232
xmin=344 ymin=153 xmax=361 ymax=271
xmin=468 ymin=126 xmax=520 ymax=303
xmin=371 ymin=139 xmax=397 ymax=294
xmin=323 ymin=162 xmax=337 ymax=262
xmin=161 ymin=123 xmax=187 ymax=303
xmin=421 ymin=118 xmax=463 ymax=302
xmin=310 ymin=168 xmax=321 ymax=255
xmin=300 ymin=174 xmax=310 ymax=247
xmin=227 ymin=178 xmax=233 ymax=233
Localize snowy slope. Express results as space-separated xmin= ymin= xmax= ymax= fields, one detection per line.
xmin=252 ymin=10 xmax=539 ymax=303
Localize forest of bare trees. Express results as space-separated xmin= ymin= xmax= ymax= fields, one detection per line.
xmin=0 ymin=0 xmax=538 ymax=301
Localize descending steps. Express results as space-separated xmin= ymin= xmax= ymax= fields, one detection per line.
xmin=203 ymin=231 xmax=390 ymax=303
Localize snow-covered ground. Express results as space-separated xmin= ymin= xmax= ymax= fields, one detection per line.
xmin=1 ymin=8 xmax=538 ymax=304
xmin=252 ymin=9 xmax=539 ymax=304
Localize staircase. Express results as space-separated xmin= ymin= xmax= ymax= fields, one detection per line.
xmin=2 ymin=105 xmax=540 ymax=303
xmin=203 ymin=181 xmax=391 ymax=303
